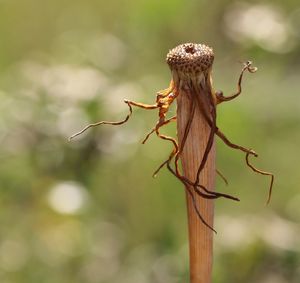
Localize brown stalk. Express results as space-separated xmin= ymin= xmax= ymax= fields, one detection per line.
xmin=177 ymin=84 xmax=216 ymax=283
xmin=166 ymin=44 xmax=216 ymax=283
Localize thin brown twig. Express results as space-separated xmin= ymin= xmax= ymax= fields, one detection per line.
xmin=246 ymin=152 xmax=274 ymax=204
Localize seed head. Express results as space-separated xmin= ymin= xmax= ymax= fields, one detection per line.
xmin=166 ymin=43 xmax=214 ymax=74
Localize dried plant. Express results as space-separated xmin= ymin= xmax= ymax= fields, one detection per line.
xmin=69 ymin=43 xmax=274 ymax=231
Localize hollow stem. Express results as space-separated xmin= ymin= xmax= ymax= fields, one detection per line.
xmin=167 ymin=43 xmax=216 ymax=283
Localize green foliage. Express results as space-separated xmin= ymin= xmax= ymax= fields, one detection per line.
xmin=0 ymin=0 xmax=299 ymax=282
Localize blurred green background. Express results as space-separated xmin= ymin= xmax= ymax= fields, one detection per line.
xmin=0 ymin=0 xmax=300 ymax=282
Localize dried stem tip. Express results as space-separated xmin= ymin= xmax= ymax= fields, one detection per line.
xmin=166 ymin=43 xmax=214 ymax=74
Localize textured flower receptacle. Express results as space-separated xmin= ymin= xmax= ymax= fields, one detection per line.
xmin=166 ymin=43 xmax=214 ymax=74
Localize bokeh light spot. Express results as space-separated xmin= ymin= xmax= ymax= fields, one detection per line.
xmin=223 ymin=3 xmax=295 ymax=53
xmin=47 ymin=181 xmax=89 ymax=214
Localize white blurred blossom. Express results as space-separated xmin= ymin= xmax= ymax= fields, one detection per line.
xmin=215 ymin=213 xmax=300 ymax=251
xmin=224 ymin=3 xmax=295 ymax=53
xmin=47 ymin=181 xmax=89 ymax=214
xmin=21 ymin=62 xmax=108 ymax=102
xmin=261 ymin=215 xmax=299 ymax=251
